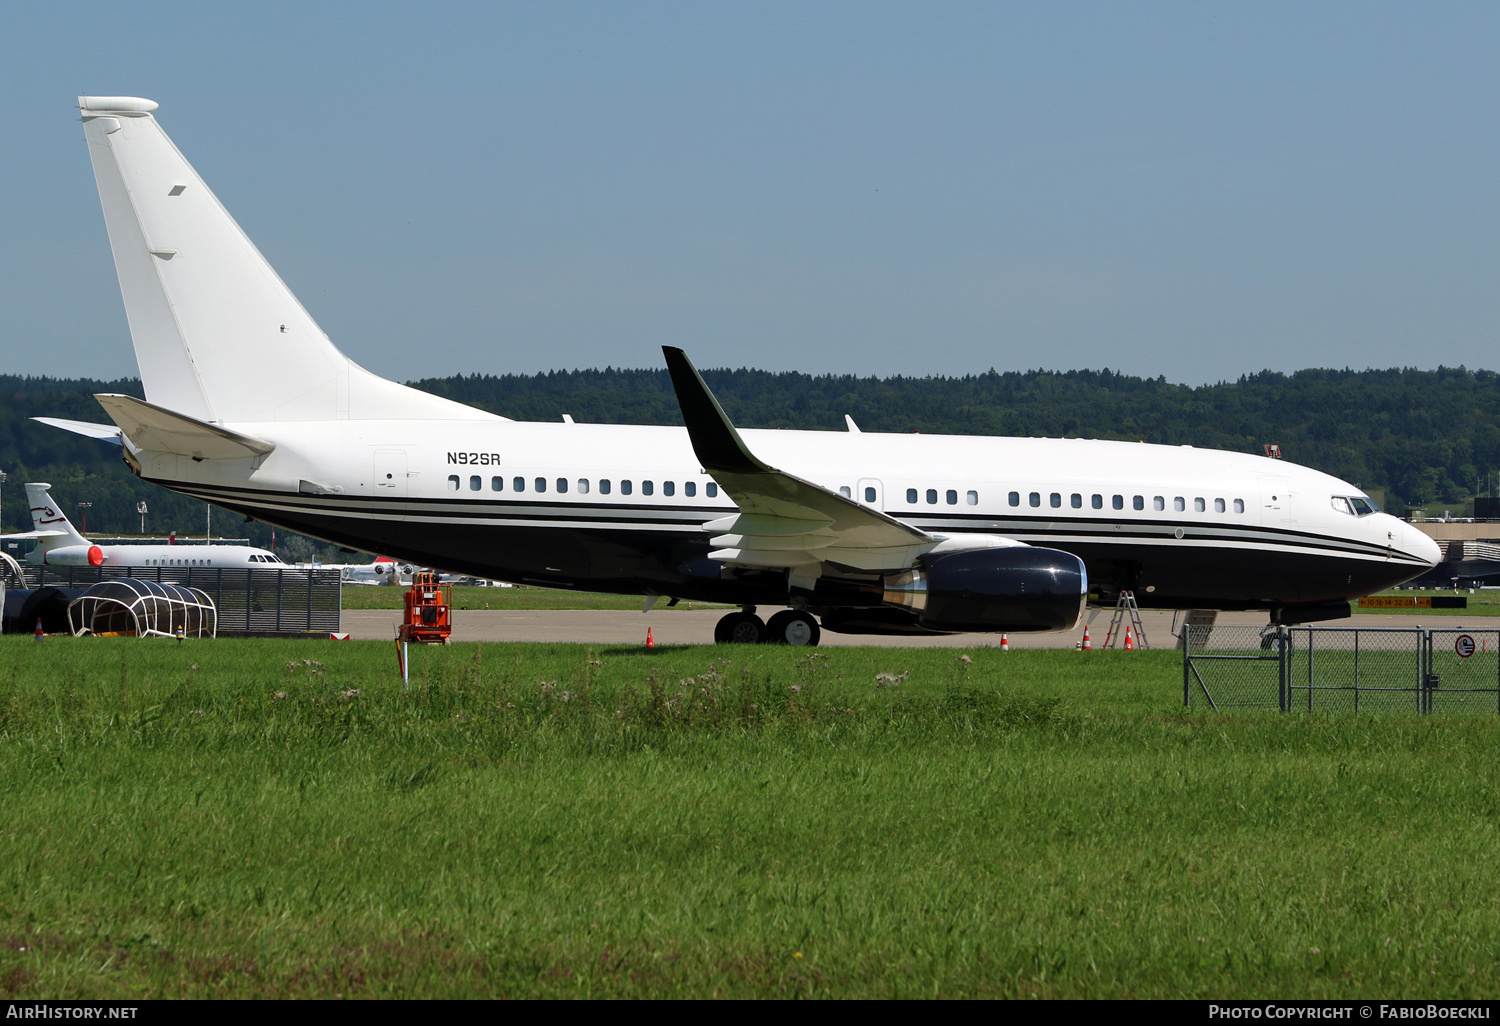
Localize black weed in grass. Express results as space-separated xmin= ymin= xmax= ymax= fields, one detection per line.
xmin=1 ymin=637 xmax=1499 ymax=997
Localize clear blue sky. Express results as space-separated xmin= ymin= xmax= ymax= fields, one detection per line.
xmin=4 ymin=1 xmax=1499 ymax=385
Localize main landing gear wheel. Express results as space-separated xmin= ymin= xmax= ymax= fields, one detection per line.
xmin=714 ymin=611 xmax=766 ymax=644
xmin=765 ymin=610 xmax=821 ymax=646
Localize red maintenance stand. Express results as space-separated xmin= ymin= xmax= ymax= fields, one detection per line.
xmin=397 ymin=571 xmax=452 ymax=644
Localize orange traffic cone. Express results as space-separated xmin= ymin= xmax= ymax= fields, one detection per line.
xmin=646 ymin=627 xmax=655 ymax=649
xmin=34 ymin=618 xmax=43 ymax=641
xmin=1124 ymin=626 xmax=1135 ymax=651
xmin=1000 ymin=634 xmax=1009 ymax=651
xmin=1082 ymin=625 xmax=1091 ymax=651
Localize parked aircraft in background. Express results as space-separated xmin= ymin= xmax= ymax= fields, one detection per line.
xmin=6 ymin=482 xmax=284 ymax=569
xmin=42 ymin=96 xmax=1441 ymax=645
xmin=340 ymin=556 xmax=416 ymax=586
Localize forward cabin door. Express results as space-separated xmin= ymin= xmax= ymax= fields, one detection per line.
xmin=1259 ymin=475 xmax=1294 ymax=531
xmin=373 ymin=449 xmax=409 ymax=522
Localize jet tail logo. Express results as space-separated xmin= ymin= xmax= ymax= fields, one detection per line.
xmin=32 ymin=505 xmax=65 ymax=526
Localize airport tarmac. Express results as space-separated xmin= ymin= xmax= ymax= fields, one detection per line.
xmin=342 ymin=608 xmax=1500 ymax=648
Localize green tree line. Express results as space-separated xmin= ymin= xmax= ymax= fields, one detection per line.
xmin=4 ymin=365 xmax=1497 ymax=545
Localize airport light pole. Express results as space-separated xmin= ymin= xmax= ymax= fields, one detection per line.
xmin=137 ymin=500 xmax=147 ymax=535
xmin=77 ymin=502 xmax=92 ymax=535
xmin=0 ymin=469 xmax=6 ymax=534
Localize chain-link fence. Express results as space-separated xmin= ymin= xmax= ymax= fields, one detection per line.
xmin=13 ymin=565 xmax=341 ymax=636
xmin=1183 ymin=624 xmax=1500 ymax=715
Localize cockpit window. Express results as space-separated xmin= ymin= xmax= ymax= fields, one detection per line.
xmin=1332 ymin=495 xmax=1379 ymax=517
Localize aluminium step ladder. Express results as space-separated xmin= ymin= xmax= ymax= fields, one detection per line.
xmin=1101 ymin=590 xmax=1149 ymax=650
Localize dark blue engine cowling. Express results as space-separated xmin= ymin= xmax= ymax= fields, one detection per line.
xmin=884 ymin=546 xmax=1088 ymax=633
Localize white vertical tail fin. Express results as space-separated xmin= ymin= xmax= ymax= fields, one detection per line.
xmin=78 ymin=96 xmax=502 ymax=425
xmin=25 ymin=483 xmax=88 ymax=549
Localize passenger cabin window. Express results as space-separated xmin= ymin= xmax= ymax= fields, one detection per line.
xmin=946 ymin=489 xmax=958 ymax=505
xmin=447 ymin=475 xmax=460 ymax=491
xmin=866 ymin=486 xmax=878 ymax=503
xmin=621 ymin=480 xmax=633 ymax=495
xmin=577 ymin=479 xmax=590 ymax=494
xmin=1071 ymin=493 xmax=1082 ymax=508
xmin=1091 ymin=494 xmax=1103 ymax=509
xmin=514 ymin=477 xmax=525 ymax=492
xmin=1234 ymin=498 xmax=1245 ymax=513
xmin=1029 ymin=492 xmax=1041 ymax=507
xmin=839 ymin=486 xmax=852 ymax=498
xmin=492 ymin=476 xmax=504 ymax=491
xmin=1153 ymin=496 xmax=1165 ymax=511
xmin=1214 ymin=498 xmax=1225 ymax=512
xmin=1194 ymin=497 xmax=1206 ymax=512
xmin=707 ymin=483 xmax=718 ymax=497
xmin=556 ymin=478 xmax=568 ymax=494
xmin=927 ymin=489 xmax=938 ymax=504
xmin=470 ymin=476 xmax=481 ymax=491
xmin=685 ymin=482 xmax=696 ymax=497
xmin=907 ymin=488 xmax=918 ymax=503
xmin=1050 ymin=492 xmax=1061 ymax=508
xmin=599 ymin=479 xmax=611 ymax=495
xmin=535 ymin=477 xmax=547 ymax=493
xmin=1133 ymin=495 xmax=1144 ymax=510
xmin=966 ymin=490 xmax=978 ymax=505
xmin=642 ymin=481 xmax=654 ymax=496
xmin=1008 ymin=491 xmax=1020 ymax=507
xmin=1112 ymin=495 xmax=1124 ymax=510
xmin=663 ymin=481 xmax=675 ymax=497
xmin=1174 ymin=497 xmax=1185 ymax=512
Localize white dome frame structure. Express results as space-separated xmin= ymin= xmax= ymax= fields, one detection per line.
xmin=68 ymin=579 xmax=217 ymax=638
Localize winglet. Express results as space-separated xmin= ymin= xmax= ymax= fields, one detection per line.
xmin=662 ymin=347 xmax=767 ymax=475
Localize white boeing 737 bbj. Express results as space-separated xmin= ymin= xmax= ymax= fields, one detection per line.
xmin=49 ymin=95 xmax=1439 ymax=645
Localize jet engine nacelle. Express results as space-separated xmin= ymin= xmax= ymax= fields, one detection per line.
xmin=40 ymin=545 xmax=105 ymax=567
xmin=883 ymin=546 xmax=1088 ymax=633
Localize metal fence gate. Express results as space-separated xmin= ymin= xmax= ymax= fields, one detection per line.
xmin=17 ymin=565 xmax=342 ymax=637
xmin=1182 ymin=623 xmax=1500 ymax=714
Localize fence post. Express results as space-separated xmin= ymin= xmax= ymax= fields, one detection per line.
xmin=1183 ymin=625 xmax=1192 ymax=708
xmin=1278 ymin=626 xmax=1289 ymax=713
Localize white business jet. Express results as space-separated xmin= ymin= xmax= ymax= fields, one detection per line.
xmin=46 ymin=96 xmax=1438 ymax=645
xmin=8 ymin=482 xmax=284 ymax=569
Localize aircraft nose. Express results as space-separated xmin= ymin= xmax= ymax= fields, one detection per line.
xmin=1402 ymin=521 xmax=1442 ymax=566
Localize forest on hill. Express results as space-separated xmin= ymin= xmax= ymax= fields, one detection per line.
xmin=2 ymin=364 xmax=1496 ymax=557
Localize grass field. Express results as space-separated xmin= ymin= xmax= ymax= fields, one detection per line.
xmin=1 ymin=636 xmax=1498 ymax=998
xmin=340 ymin=586 xmax=729 ymax=611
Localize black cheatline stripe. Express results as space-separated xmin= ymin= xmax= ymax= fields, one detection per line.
xmin=157 ymin=480 xmax=718 ymax=527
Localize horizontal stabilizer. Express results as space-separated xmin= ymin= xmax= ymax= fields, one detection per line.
xmin=94 ymin=393 xmax=275 ymax=460
xmin=31 ymin=416 xmax=123 ymax=444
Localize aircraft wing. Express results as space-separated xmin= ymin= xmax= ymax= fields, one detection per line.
xmin=663 ymin=347 xmax=936 ymax=574
xmin=94 ymin=394 xmax=275 ymax=460
xmin=31 ymin=417 xmax=123 ymax=445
